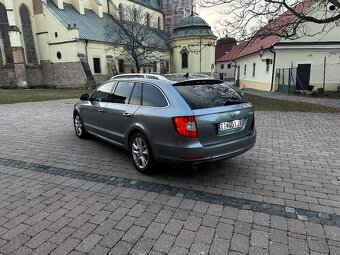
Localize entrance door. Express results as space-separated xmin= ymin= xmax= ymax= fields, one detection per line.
xmin=296 ymin=64 xmax=311 ymax=91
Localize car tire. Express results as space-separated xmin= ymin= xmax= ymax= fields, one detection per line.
xmin=130 ymin=132 xmax=154 ymax=174
xmin=74 ymin=113 xmax=87 ymax=139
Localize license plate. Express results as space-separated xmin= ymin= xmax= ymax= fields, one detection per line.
xmin=217 ymin=119 xmax=243 ymax=133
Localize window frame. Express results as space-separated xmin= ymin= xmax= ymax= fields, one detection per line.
xmin=182 ymin=52 xmax=188 ymax=69
xmin=141 ymin=82 xmax=169 ymax=108
xmin=93 ymin=57 xmax=101 ymax=73
xmin=90 ymin=81 xmax=116 ymax=102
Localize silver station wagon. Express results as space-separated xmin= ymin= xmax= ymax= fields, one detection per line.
xmin=73 ymin=74 xmax=256 ymax=173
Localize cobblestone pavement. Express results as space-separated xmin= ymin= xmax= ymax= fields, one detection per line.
xmin=245 ymin=88 xmax=340 ymax=109
xmin=0 ymin=99 xmax=340 ymax=254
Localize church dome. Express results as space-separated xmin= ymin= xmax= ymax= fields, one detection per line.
xmin=216 ymin=35 xmax=237 ymax=45
xmin=170 ymin=15 xmax=216 ymax=38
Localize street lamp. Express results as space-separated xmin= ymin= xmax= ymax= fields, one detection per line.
xmin=258 ymin=46 xmax=265 ymax=59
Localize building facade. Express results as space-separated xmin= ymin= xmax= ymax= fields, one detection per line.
xmin=0 ymin=0 xmax=214 ymax=89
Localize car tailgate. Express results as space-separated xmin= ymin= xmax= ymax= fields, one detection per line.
xmin=193 ymin=103 xmax=254 ymax=147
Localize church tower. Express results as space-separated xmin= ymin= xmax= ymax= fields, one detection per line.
xmin=160 ymin=0 xmax=196 ymax=34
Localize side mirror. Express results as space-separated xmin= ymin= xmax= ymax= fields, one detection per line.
xmin=80 ymin=93 xmax=89 ymax=101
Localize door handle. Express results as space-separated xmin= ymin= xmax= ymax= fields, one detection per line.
xmin=98 ymin=108 xmax=103 ymax=112
xmin=123 ymin=112 xmax=131 ymax=117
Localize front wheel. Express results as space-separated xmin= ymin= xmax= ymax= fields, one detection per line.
xmin=74 ymin=113 xmax=87 ymax=138
xmin=130 ymin=132 xmax=154 ymax=174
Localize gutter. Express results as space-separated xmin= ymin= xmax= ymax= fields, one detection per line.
xmin=270 ymin=46 xmax=276 ymax=91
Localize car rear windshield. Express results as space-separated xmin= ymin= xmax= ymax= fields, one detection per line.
xmin=174 ymin=81 xmax=246 ymax=110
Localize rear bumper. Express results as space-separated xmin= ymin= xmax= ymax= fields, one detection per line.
xmin=154 ymin=130 xmax=256 ymax=165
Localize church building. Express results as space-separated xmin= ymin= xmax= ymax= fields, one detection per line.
xmin=0 ymin=0 xmax=216 ymax=88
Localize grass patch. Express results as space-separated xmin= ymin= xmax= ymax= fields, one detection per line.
xmin=245 ymin=94 xmax=340 ymax=113
xmin=1 ymin=88 xmax=339 ymax=113
xmin=0 ymin=88 xmax=93 ymax=104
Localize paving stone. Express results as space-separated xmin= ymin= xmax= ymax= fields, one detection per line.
xmin=222 ymin=207 xmax=238 ymax=220
xmin=1 ymin=234 xmax=31 ymax=254
xmin=114 ymin=216 xmax=137 ymax=231
xmin=129 ymin=237 xmax=155 ymax=255
xmin=26 ymin=230 xmax=54 ymax=249
xmin=100 ymin=229 xmax=124 ymax=248
xmin=164 ymin=219 xmax=184 ymax=236
xmin=72 ymin=222 xmax=97 ymax=240
xmin=169 ymin=245 xmax=189 ymax=255
xmin=31 ymin=241 xmax=57 ymax=255
xmin=325 ymin=226 xmax=340 ymax=241
xmin=189 ymin=242 xmax=210 ymax=255
xmin=135 ymin=212 xmax=156 ymax=227
xmin=288 ymin=236 xmax=309 ymax=255
xmin=11 ymin=246 xmax=33 ymax=255
xmin=231 ymin=233 xmax=249 ymax=253
xmin=49 ymin=226 xmax=76 ymax=245
xmin=175 ymin=229 xmax=196 ymax=249
xmin=51 ymin=237 xmax=81 ymax=255
xmin=195 ymin=226 xmax=215 ymax=244
xmin=89 ymin=211 xmax=111 ymax=225
xmin=209 ymin=237 xmax=230 ymax=255
xmin=23 ymin=220 xmax=51 ymax=237
xmin=202 ymin=215 xmax=219 ymax=228
xmin=76 ymin=233 xmax=102 ymax=253
xmin=269 ymin=242 xmax=289 ymax=255
xmin=250 ymin=230 xmax=269 ymax=249
xmin=2 ymin=223 xmax=29 ymax=240
xmin=254 ymin=212 xmax=270 ymax=227
xmin=154 ymin=209 xmax=174 ymax=224
xmin=153 ymin=233 xmax=176 ymax=253
xmin=184 ymin=215 xmax=202 ymax=231
xmin=215 ymin=222 xmax=233 ymax=240
xmin=308 ymin=237 xmax=329 ymax=253
xmin=122 ymin=225 xmax=145 ymax=244
xmin=143 ymin=222 xmax=166 ymax=240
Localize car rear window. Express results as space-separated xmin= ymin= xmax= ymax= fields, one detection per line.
xmin=174 ymin=82 xmax=246 ymax=110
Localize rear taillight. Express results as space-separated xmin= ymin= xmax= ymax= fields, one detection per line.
xmin=172 ymin=116 xmax=198 ymax=138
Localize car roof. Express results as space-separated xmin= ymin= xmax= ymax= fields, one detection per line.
xmin=110 ymin=73 xmax=214 ymax=82
xmin=110 ymin=74 xmax=169 ymax=81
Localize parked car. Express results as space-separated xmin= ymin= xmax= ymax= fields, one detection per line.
xmin=73 ymin=74 xmax=256 ymax=173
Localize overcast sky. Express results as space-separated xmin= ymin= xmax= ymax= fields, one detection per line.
xmin=197 ymin=5 xmax=226 ymax=38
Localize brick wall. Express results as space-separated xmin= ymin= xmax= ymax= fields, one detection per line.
xmin=41 ymin=61 xmax=88 ymax=88
xmin=93 ymin=74 xmax=111 ymax=85
xmin=32 ymin=0 xmax=43 ymax=15
xmin=1 ymin=60 xmax=89 ymax=88
xmin=0 ymin=68 xmax=17 ymax=88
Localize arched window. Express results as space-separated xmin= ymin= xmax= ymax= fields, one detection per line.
xmin=182 ymin=52 xmax=188 ymax=68
xmin=252 ymin=63 xmax=256 ymax=77
xmin=146 ymin=13 xmax=150 ymax=26
xmin=119 ymin=4 xmax=124 ymax=20
xmin=20 ymin=5 xmax=37 ymax=64
xmin=158 ymin=17 xmax=161 ymax=29
xmin=0 ymin=3 xmax=13 ymax=65
xmin=133 ymin=9 xmax=137 ymax=22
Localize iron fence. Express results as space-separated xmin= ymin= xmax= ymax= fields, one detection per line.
xmin=275 ymin=61 xmax=340 ymax=94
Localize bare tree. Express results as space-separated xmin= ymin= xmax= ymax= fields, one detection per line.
xmin=105 ymin=5 xmax=168 ymax=73
xmin=197 ymin=0 xmax=340 ymax=39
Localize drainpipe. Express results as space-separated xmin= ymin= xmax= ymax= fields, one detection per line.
xmin=270 ymin=46 xmax=276 ymax=91
xmin=85 ymin=39 xmax=89 ymax=62
xmin=232 ymin=60 xmax=237 ymax=85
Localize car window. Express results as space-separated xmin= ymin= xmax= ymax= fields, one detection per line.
xmin=142 ymin=83 xmax=168 ymax=107
xmin=111 ymin=81 xmax=134 ymax=104
xmin=129 ymin=83 xmax=142 ymax=105
xmin=174 ymin=82 xmax=246 ymax=110
xmin=91 ymin=82 xmax=115 ymax=102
